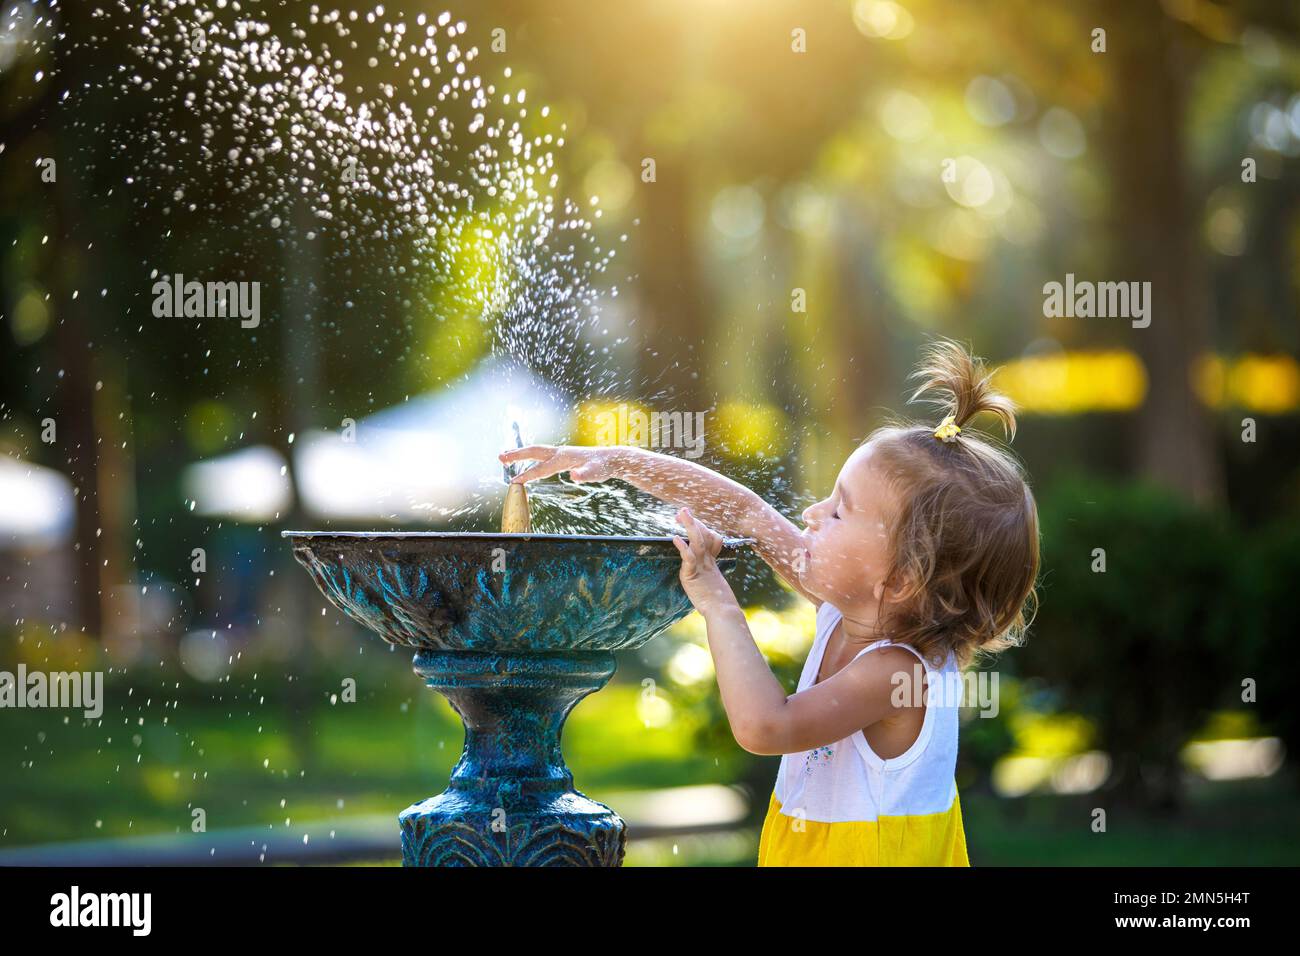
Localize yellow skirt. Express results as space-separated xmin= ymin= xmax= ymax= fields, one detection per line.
xmin=757 ymin=790 xmax=970 ymax=867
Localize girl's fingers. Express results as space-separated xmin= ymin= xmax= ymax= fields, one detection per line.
xmin=511 ymin=459 xmax=567 ymax=484
xmin=676 ymin=508 xmax=698 ymax=554
xmin=678 ymin=507 xmax=719 ymax=560
xmin=672 ymin=536 xmax=695 ymax=573
xmin=499 ymin=445 xmax=554 ymax=464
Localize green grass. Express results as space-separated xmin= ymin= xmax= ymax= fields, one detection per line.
xmin=0 ymin=675 xmax=744 ymax=847
xmin=961 ymin=775 xmax=1300 ymax=866
xmin=629 ymin=775 xmax=1300 ymax=867
xmin=3 ymin=670 xmax=1297 ymax=866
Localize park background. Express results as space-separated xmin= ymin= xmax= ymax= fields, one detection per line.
xmin=1 ymin=0 xmax=1299 ymax=864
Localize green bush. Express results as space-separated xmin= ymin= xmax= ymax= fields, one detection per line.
xmin=1231 ymin=520 xmax=1300 ymax=781
xmin=1019 ymin=476 xmax=1238 ymax=810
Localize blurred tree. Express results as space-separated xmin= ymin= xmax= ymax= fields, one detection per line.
xmin=1098 ymin=0 xmax=1221 ymax=504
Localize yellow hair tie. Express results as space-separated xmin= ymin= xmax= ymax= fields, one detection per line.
xmin=934 ymin=414 xmax=961 ymax=443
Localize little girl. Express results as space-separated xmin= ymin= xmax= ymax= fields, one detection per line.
xmin=500 ymin=339 xmax=1039 ymax=866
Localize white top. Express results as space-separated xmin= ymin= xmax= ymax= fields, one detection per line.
xmin=770 ymin=601 xmax=963 ymax=823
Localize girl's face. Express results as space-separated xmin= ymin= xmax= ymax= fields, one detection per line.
xmin=798 ymin=441 xmax=901 ymax=612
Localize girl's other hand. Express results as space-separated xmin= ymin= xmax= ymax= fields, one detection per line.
xmin=498 ymin=444 xmax=621 ymax=484
xmin=672 ymin=507 xmax=737 ymax=613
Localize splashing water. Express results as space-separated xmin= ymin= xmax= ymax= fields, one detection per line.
xmin=54 ymin=1 xmax=661 ymax=523
xmin=106 ymin=1 xmax=624 ymax=389
xmin=27 ymin=1 xmax=807 ymax=540
xmin=412 ymin=472 xmax=682 ymax=537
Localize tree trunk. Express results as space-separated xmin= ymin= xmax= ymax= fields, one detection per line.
xmin=631 ymin=152 xmax=711 ymax=411
xmin=1101 ymin=1 xmax=1222 ymax=504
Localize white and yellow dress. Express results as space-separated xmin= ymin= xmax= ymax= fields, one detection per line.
xmin=757 ymin=601 xmax=970 ymax=867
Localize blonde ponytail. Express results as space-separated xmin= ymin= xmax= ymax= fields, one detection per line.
xmin=907 ymin=338 xmax=1017 ymax=441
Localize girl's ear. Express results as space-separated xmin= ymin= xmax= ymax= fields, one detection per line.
xmin=874 ymin=570 xmax=913 ymax=606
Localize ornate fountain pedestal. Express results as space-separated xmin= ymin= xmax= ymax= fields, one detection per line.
xmin=401 ymin=650 xmax=622 ymax=865
xmin=284 ymin=531 xmax=741 ymax=867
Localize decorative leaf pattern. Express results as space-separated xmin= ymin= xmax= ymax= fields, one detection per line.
xmin=402 ymin=810 xmax=625 ymax=867
xmin=288 ymin=533 xmax=737 ymax=653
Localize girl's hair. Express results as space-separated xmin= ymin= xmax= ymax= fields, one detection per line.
xmin=867 ymin=339 xmax=1039 ymax=670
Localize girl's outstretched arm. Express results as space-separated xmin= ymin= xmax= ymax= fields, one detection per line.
xmin=500 ymin=444 xmax=817 ymax=605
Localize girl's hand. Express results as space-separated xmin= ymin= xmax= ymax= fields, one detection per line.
xmin=672 ymin=507 xmax=738 ymax=614
xmin=499 ymin=444 xmax=623 ymax=484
